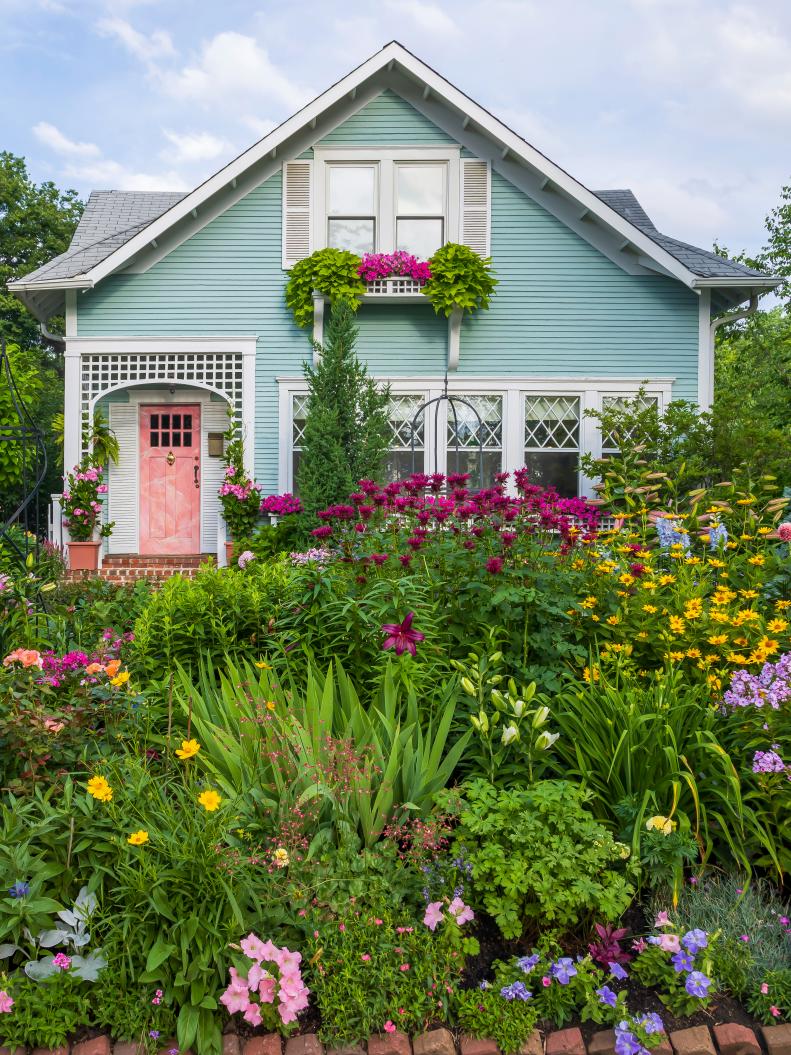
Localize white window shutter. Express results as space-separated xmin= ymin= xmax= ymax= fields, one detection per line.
xmin=460 ymin=159 xmax=491 ymax=256
xmin=282 ymin=160 xmax=313 ymax=269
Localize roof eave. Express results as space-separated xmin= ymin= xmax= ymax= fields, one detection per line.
xmin=690 ymin=276 xmax=782 ymax=288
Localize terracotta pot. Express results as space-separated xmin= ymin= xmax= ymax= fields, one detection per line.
xmin=68 ymin=540 xmax=101 ymax=571
xmin=225 ymin=541 xmax=235 ymax=566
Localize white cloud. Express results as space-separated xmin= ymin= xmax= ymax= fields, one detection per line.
xmin=161 ymin=129 xmax=229 ymax=164
xmin=33 ymin=121 xmax=101 ymax=157
xmin=63 ymin=157 xmax=189 ymax=192
xmin=159 ymin=32 xmax=310 ymax=113
xmin=383 ymin=0 xmax=460 ymax=35
xmin=96 ymin=16 xmax=175 ymax=63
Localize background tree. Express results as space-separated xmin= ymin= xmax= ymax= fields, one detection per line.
xmin=296 ymin=301 xmax=391 ymax=526
xmin=0 ymin=153 xmax=83 ymax=522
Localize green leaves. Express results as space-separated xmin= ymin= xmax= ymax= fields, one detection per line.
xmin=424 ymin=242 xmax=498 ymax=317
xmin=285 ymin=248 xmax=366 ymax=328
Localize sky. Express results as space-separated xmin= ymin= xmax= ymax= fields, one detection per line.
xmin=1 ymin=0 xmax=789 ymax=259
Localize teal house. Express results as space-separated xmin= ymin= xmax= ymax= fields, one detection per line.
xmin=10 ymin=42 xmax=778 ymax=561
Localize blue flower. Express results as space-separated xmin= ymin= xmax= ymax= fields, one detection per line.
xmin=671 ymin=951 xmax=695 ymax=973
xmin=685 ymin=971 xmax=712 ymax=998
xmin=609 ymin=961 xmax=628 ymax=980
xmin=681 ymin=929 xmax=708 ymax=955
xmin=517 ymin=954 xmax=540 ymax=974
xmin=639 ymin=1013 xmax=665 ymax=1036
xmin=614 ymin=1023 xmax=647 ymax=1055
xmin=550 ymin=957 xmax=578 ymax=985
xmin=708 ymin=523 xmax=728 ymax=550
xmin=8 ymin=881 xmax=30 ymax=899
xmin=501 ymin=981 xmax=532 ymax=1002
xmin=597 ymin=985 xmax=618 ymax=1008
xmin=656 ymin=518 xmax=690 ymax=552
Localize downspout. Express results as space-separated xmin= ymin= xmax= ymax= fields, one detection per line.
xmin=40 ymin=322 xmax=66 ymax=349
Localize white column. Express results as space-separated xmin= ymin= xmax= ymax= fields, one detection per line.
xmin=63 ymin=343 xmax=81 ymax=475
xmin=241 ymin=347 xmax=256 ymax=478
xmin=697 ymin=289 xmax=713 ymax=411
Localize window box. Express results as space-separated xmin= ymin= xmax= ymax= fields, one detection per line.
xmin=363 ymin=276 xmax=426 ymax=300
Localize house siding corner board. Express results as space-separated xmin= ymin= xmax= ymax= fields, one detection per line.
xmin=76 ymin=93 xmax=699 ymax=496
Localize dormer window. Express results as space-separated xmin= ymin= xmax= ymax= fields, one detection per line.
xmin=395 ymin=163 xmax=446 ymax=258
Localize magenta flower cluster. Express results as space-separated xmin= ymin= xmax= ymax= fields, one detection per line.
xmin=308 ymin=471 xmax=599 ymax=574
xmin=38 ymin=630 xmax=129 ymax=689
xmin=220 ymin=934 xmax=309 ymax=1027
xmin=62 ymin=459 xmax=109 ymax=542
xmin=260 ymin=492 xmax=303 ymax=517
xmin=357 ymin=251 xmax=432 ymax=285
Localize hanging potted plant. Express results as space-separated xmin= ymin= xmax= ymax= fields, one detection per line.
xmin=218 ymin=420 xmax=261 ymax=564
xmin=62 ymin=458 xmax=113 ymax=571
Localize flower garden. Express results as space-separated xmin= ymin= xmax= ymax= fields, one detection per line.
xmin=1 ymin=462 xmax=790 ymax=1055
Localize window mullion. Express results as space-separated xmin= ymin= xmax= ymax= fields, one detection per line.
xmin=379 ymin=160 xmax=394 ymax=252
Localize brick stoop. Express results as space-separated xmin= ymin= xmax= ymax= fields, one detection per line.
xmin=11 ymin=1022 xmax=785 ymax=1055
xmin=64 ymin=554 xmax=216 ymax=585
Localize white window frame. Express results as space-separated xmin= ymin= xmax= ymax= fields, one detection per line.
xmin=313 ymin=147 xmax=461 ymax=255
xmin=277 ymin=377 xmax=674 ymax=496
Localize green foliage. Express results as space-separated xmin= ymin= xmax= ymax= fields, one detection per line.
xmin=632 ymin=941 xmax=717 ymax=1017
xmin=666 ymin=873 xmax=791 ymax=1022
xmin=284 ymin=247 xmax=365 ymax=328
xmin=174 ymin=656 xmax=470 ymax=848
xmin=52 ymin=406 xmax=120 ymax=472
xmin=445 ymin=779 xmax=633 ymax=940
xmin=296 ymin=301 xmax=391 ymax=523
xmin=131 ymin=560 xmax=291 ymax=673
xmin=0 ymin=970 xmax=92 ymax=1047
xmin=550 ymin=666 xmax=783 ymax=884
xmin=218 ymin=417 xmax=261 ymax=541
xmin=92 ymin=980 xmax=177 ymax=1047
xmin=0 ymin=151 xmax=83 ymax=349
xmin=424 ymin=242 xmax=497 ymax=316
xmin=454 ymin=987 xmax=539 ymax=1054
xmin=305 ymin=906 xmax=476 ymax=1043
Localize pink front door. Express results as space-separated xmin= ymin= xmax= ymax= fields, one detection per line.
xmin=139 ymin=405 xmax=201 ymax=555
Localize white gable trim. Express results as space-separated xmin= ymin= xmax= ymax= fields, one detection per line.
xmin=27 ymin=42 xmax=737 ymax=294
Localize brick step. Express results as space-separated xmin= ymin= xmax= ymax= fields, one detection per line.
xmin=103 ymin=554 xmax=213 ymax=568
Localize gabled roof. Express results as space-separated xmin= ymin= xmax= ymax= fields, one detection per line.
xmin=10 ymin=41 xmax=779 ymax=318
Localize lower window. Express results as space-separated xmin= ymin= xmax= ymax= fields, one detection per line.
xmin=384 ymin=394 xmax=425 ymax=481
xmin=524 ymin=395 xmax=580 ymax=497
xmin=446 ymin=394 xmax=502 ymax=488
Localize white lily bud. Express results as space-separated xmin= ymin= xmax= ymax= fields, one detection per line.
xmin=501 ymin=723 xmax=519 ymax=745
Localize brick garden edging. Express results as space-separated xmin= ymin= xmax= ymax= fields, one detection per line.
xmin=2 ymin=1022 xmax=790 ymax=1055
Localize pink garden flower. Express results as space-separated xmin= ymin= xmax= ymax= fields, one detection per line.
xmin=52 ymin=952 xmax=71 ymax=970
xmin=657 ymin=933 xmax=681 ymax=953
xmin=423 ymin=901 xmax=444 ymax=931
xmin=381 ymin=612 xmax=425 ymax=657
xmin=777 ymin=522 xmax=791 ymax=542
xmin=448 ymin=896 xmax=475 ymax=926
xmin=383 ymin=1021 xmax=397 ymax=1034
xmin=0 ymin=991 xmax=13 ymax=1013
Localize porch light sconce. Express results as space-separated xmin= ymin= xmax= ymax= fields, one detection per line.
xmin=208 ymin=432 xmax=224 ymax=458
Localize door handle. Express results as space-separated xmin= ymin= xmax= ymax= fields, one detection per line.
xmin=194 ymin=463 xmax=200 ymax=489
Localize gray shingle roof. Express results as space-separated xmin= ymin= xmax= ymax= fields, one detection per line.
xmin=12 ymin=185 xmax=771 ymax=287
xmin=14 ymin=190 xmax=184 ymax=285
xmin=595 ymin=189 xmax=769 ymax=280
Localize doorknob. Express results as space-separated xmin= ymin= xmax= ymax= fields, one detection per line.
xmin=194 ymin=463 xmax=200 ymax=489
xmin=166 ymin=450 xmax=175 ymax=466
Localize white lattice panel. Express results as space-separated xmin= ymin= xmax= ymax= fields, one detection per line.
xmin=80 ymin=351 xmax=244 ymax=455
xmin=389 ymin=395 xmax=425 ymax=449
xmin=366 ymin=277 xmax=424 ymax=296
xmin=525 ymin=396 xmax=580 ymax=451
xmin=447 ymin=395 xmax=502 ymax=450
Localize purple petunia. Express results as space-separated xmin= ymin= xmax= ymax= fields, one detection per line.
xmin=685 ymin=971 xmax=712 ymax=998
xmin=518 ymin=954 xmax=541 ymax=973
xmin=550 ymin=957 xmax=578 ymax=985
xmin=681 ymin=929 xmax=708 ymax=955
xmin=671 ymin=951 xmax=695 ymax=973
xmin=500 ymin=981 xmax=532 ymax=1001
xmin=597 ymin=985 xmax=618 ymax=1008
xmin=609 ymin=961 xmax=629 ymax=980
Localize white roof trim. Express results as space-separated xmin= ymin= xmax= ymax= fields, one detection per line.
xmin=15 ymin=42 xmax=780 ymax=294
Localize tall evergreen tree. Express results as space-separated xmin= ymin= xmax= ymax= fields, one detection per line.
xmin=297 ymin=301 xmax=391 ymax=522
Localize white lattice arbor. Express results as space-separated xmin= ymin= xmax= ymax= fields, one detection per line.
xmin=64 ymin=337 xmax=257 ymax=474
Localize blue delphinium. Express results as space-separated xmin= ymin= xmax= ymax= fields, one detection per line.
xmin=8 ymin=881 xmax=30 ymax=899
xmin=656 ymin=518 xmax=691 ymax=552
xmin=708 ymin=522 xmax=728 ymax=550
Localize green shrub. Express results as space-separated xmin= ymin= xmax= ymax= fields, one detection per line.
xmin=131 ymin=560 xmax=292 ymax=672
xmin=424 ymin=242 xmax=497 ymax=316
xmin=0 ymin=971 xmax=92 ymax=1047
xmin=446 ymin=779 xmax=633 ymax=940
xmin=284 ymin=247 xmax=365 ymax=328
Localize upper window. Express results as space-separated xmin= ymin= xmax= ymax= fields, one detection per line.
xmin=396 ymin=164 xmax=445 ymax=259
xmin=327 ymin=165 xmax=377 ymax=254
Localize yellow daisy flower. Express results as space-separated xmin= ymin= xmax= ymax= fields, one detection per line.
xmin=86 ymin=776 xmax=113 ymax=803
xmin=198 ymin=789 xmax=222 ymax=812
xmin=127 ymin=830 xmax=149 ymax=846
xmin=175 ymin=739 xmax=201 ymax=760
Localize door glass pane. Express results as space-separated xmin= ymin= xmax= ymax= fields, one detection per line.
xmin=172 ymin=432 xmax=181 ymax=447
xmin=328 ymin=218 xmax=375 ymax=254
xmin=446 ymin=395 xmax=502 ymax=489
xmin=161 ymin=432 xmax=170 ymax=446
xmin=386 ymin=394 xmax=425 ymax=482
xmin=525 ymin=396 xmax=580 ymax=450
xmin=183 ymin=414 xmax=192 ymax=429
xmin=172 ymin=414 xmax=181 ymax=429
xmin=328 ymin=166 xmax=375 ymax=215
xmin=397 ymin=165 xmax=445 ymax=214
xmin=150 ymin=432 xmax=159 ymax=447
xmin=396 ymin=218 xmax=443 ymax=259
xmin=150 ymin=414 xmax=159 ymax=429
xmin=161 ymin=414 xmax=170 ymax=428
xmin=183 ymin=432 xmax=192 ymax=448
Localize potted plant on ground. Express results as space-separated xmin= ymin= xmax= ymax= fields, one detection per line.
xmin=218 ymin=420 xmax=261 ymax=565
xmin=62 ymin=458 xmax=113 ymax=571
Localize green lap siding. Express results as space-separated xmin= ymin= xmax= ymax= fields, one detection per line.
xmin=76 ymin=93 xmax=700 ymax=492
xmin=319 ymin=89 xmax=456 ymax=145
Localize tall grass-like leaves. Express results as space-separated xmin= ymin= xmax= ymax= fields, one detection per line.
xmin=173 ymin=657 xmax=468 ymax=848
xmin=551 ymin=667 xmax=781 ymax=882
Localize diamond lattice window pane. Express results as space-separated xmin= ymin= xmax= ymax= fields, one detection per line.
xmin=601 ymin=395 xmax=658 ymax=452
xmin=389 ymin=395 xmax=425 ymax=450
xmin=447 ymin=395 xmax=502 ymax=450
xmin=292 ymin=394 xmax=309 ymax=449
xmin=524 ymin=396 xmax=580 ymax=451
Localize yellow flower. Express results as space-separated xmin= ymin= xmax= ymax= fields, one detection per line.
xmin=606 ymin=615 xmax=620 ymax=626
xmin=255 ymin=660 xmax=271 ymax=669
xmin=646 ymin=815 xmax=675 ymax=835
xmin=708 ymin=558 xmax=726 ymax=569
xmin=686 ymin=648 xmax=701 ymax=659
xmin=736 ymin=497 xmax=756 ymax=505
xmin=776 ymin=600 xmax=791 ymax=610
xmin=110 ymin=670 xmax=130 ymax=687
xmin=707 ymin=634 xmax=728 ymax=646
xmin=637 ymin=631 xmax=648 ymax=639
xmin=707 ymin=674 xmax=722 ymax=690
xmin=642 ymin=604 xmax=658 ymax=614
xmin=759 ymin=637 xmax=779 ymax=654
xmin=198 ymin=789 xmax=222 ymax=812
xmin=583 ymin=665 xmax=600 ymax=683
xmin=668 ymin=615 xmax=686 ymax=634
xmin=658 ymin=574 xmax=676 ymax=587
xmin=175 ymin=738 xmax=201 ymax=760
xmin=666 ymin=651 xmax=686 ymax=662
xmin=580 ymin=596 xmax=598 ymax=609
xmin=619 ymin=573 xmax=635 ymax=587
xmin=272 ymin=847 xmax=290 ymax=868
xmin=127 ymin=830 xmax=149 ymax=846
xmin=740 ymin=589 xmax=759 ymax=599
xmin=748 ymin=555 xmax=765 ymax=566
xmin=767 ymin=619 xmax=788 ymax=633
xmin=685 ymin=557 xmax=702 ymax=566
xmin=86 ymin=776 xmax=113 ymax=802
xmin=684 ymin=599 xmax=703 ymax=619
xmin=758 ymin=526 xmax=772 ymax=535
xmin=266 ymin=700 xmax=276 ymax=712
xmin=571 ymin=558 xmax=585 ymax=570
